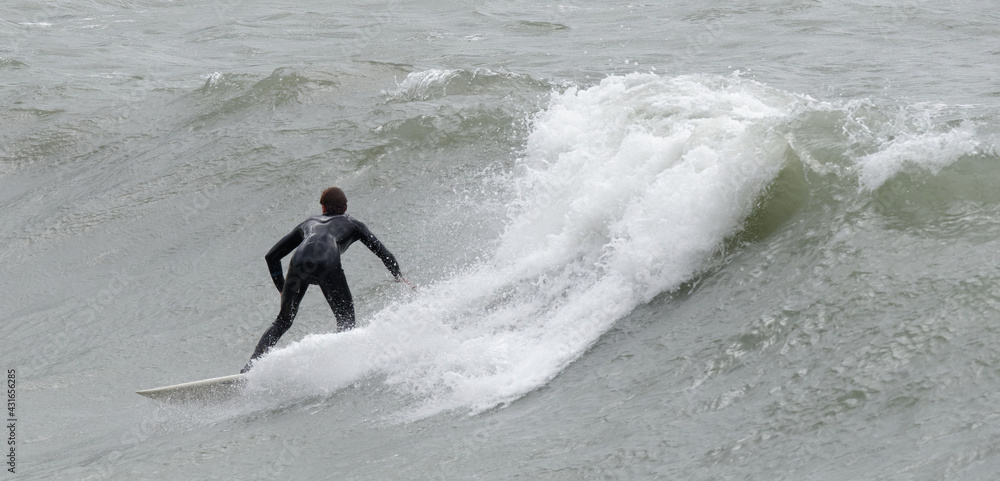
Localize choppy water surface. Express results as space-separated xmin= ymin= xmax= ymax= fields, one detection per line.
xmin=2 ymin=1 xmax=1000 ymax=479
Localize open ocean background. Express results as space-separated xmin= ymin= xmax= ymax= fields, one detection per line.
xmin=3 ymin=1 xmax=1000 ymax=479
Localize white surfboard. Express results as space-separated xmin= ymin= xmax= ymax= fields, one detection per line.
xmin=136 ymin=373 xmax=247 ymax=402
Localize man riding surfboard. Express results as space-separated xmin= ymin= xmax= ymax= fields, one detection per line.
xmin=242 ymin=187 xmax=408 ymax=373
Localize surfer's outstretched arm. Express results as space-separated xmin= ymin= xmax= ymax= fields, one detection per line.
xmin=351 ymin=219 xmax=415 ymax=289
xmin=352 ymin=219 xmax=402 ymax=280
xmin=264 ymin=227 xmax=304 ymax=292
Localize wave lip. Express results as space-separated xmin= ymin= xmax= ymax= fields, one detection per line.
xmin=501 ymin=73 xmax=795 ymax=300
xmin=252 ymin=73 xmax=799 ymax=419
xmin=383 ymin=68 xmax=543 ymax=102
xmin=857 ymin=122 xmax=981 ymax=191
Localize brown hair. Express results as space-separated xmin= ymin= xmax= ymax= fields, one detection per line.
xmin=320 ymin=187 xmax=348 ymax=215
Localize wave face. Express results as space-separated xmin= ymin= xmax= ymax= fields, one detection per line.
xmin=248 ymin=73 xmax=798 ymax=418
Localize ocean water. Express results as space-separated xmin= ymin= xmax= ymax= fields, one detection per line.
xmin=3 ymin=0 xmax=1000 ymax=479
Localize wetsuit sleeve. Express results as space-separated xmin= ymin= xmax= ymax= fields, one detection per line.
xmin=264 ymin=225 xmax=304 ymax=292
xmin=354 ymin=220 xmax=402 ymax=279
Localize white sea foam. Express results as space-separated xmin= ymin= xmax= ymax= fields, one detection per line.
xmin=248 ymin=73 xmax=796 ymax=419
xmin=856 ymin=123 xmax=980 ymax=191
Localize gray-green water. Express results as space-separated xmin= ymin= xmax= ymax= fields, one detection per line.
xmin=3 ymin=1 xmax=1000 ymax=479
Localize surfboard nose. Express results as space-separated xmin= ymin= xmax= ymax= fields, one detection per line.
xmin=136 ymin=373 xmax=247 ymax=402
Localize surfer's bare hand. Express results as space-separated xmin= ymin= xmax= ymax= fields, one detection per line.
xmin=396 ymin=275 xmax=417 ymax=290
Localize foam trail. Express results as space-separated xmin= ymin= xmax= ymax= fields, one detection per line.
xmin=248 ymin=73 xmax=796 ymax=419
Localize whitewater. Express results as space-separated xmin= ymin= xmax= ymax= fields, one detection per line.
xmin=3 ymin=1 xmax=1000 ymax=479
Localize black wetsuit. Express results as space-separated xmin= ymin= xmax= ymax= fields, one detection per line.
xmin=245 ymin=213 xmax=401 ymax=370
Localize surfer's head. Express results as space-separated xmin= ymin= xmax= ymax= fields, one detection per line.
xmin=321 ymin=187 xmax=348 ymax=215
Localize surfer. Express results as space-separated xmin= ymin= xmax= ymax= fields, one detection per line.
xmin=242 ymin=187 xmax=408 ymax=373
